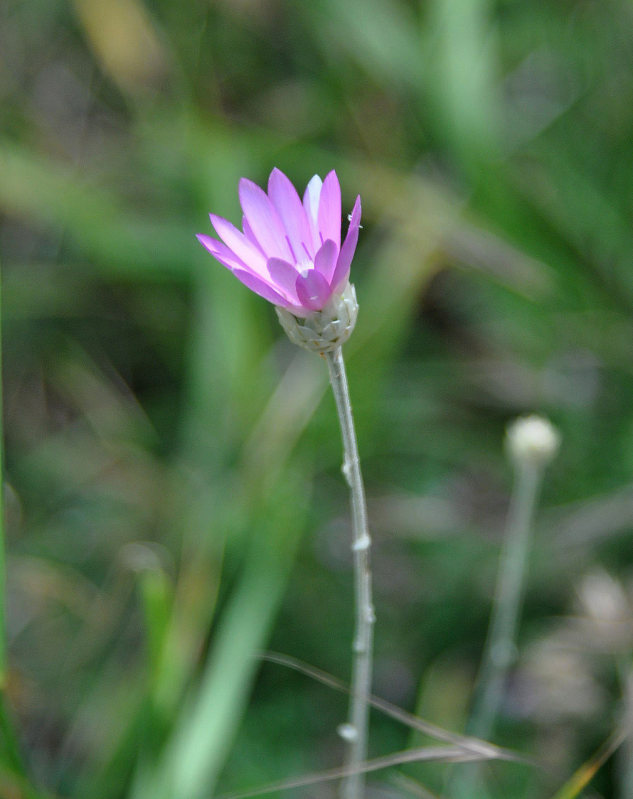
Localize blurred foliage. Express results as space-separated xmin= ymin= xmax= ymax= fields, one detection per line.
xmin=2 ymin=0 xmax=633 ymax=797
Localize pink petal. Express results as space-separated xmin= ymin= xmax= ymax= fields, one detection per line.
xmin=242 ymin=215 xmax=266 ymax=255
xmin=330 ymin=195 xmax=361 ymax=291
xmin=232 ymin=269 xmax=292 ymax=308
xmin=295 ymin=269 xmax=331 ymax=312
xmin=317 ymin=170 xmax=342 ymax=250
xmin=349 ymin=193 xmax=362 ymax=229
xmin=313 ymin=239 xmax=338 ymax=284
xmin=210 ymin=214 xmax=267 ymax=276
xmin=267 ymin=257 xmax=300 ymax=300
xmin=239 ymin=178 xmax=293 ymax=260
xmin=267 ymin=168 xmax=311 ymax=262
xmin=197 ymin=234 xmax=248 ymax=270
xmin=302 ymin=174 xmax=322 ymax=253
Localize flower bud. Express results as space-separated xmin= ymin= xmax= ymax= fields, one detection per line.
xmin=506 ymin=414 xmax=560 ymax=468
xmin=275 ymin=281 xmax=358 ymax=353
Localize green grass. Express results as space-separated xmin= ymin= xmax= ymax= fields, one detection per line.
xmin=2 ymin=0 xmax=633 ymax=797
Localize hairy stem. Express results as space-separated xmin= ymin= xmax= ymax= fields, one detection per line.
xmin=325 ymin=347 xmax=374 ymax=799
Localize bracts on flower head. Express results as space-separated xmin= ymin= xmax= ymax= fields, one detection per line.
xmin=275 ymin=282 xmax=359 ymax=353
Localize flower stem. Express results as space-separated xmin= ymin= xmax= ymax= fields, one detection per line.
xmin=0 ymin=274 xmax=6 ymax=687
xmin=469 ymin=461 xmax=542 ymax=742
xmin=325 ymin=347 xmax=374 ymax=799
xmin=452 ymin=459 xmax=544 ymax=799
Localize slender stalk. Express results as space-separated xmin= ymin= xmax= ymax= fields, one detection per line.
xmin=0 ymin=266 xmax=25 ymax=776
xmin=452 ymin=459 xmax=544 ymax=799
xmin=325 ymin=347 xmax=374 ymax=799
xmin=0 ymin=271 xmax=6 ymax=685
xmin=469 ymin=460 xmax=542 ymax=741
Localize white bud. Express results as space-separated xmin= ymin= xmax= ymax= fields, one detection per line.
xmin=275 ymin=282 xmax=358 ymax=353
xmin=506 ymin=414 xmax=560 ymax=468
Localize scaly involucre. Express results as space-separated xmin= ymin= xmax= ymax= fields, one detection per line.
xmin=197 ymin=168 xmax=361 ymax=317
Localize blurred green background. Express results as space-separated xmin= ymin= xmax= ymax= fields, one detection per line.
xmin=2 ymin=0 xmax=633 ymax=797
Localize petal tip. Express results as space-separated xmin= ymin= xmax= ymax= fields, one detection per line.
xmin=295 ymin=269 xmax=331 ymax=311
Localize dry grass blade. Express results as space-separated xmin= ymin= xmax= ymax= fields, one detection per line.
xmin=389 ymin=771 xmax=443 ymax=799
xmin=217 ymin=743 xmax=510 ymax=799
xmin=261 ymin=652 xmax=528 ymax=765
xmin=549 ymin=724 xmax=629 ymax=799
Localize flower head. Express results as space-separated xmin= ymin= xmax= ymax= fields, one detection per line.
xmin=506 ymin=414 xmax=561 ymax=468
xmin=197 ymin=168 xmax=361 ymax=317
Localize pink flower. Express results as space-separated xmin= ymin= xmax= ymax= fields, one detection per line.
xmin=197 ymin=168 xmax=361 ymax=317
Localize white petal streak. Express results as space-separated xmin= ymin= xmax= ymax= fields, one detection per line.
xmin=302 ymin=174 xmax=322 ymax=252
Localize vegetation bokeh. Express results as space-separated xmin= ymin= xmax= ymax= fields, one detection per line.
xmin=2 ymin=0 xmax=633 ymax=797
